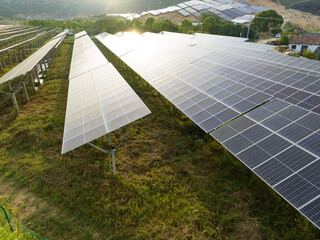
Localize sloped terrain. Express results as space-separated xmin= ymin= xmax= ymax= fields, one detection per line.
xmin=290 ymin=0 xmax=320 ymax=16
xmin=245 ymin=0 xmax=320 ymax=30
xmin=0 ymin=36 xmax=319 ymax=239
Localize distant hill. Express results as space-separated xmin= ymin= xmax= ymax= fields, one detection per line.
xmin=0 ymin=0 xmax=185 ymax=19
xmin=278 ymin=0 xmax=320 ymax=16
xmin=289 ymin=0 xmax=320 ymax=16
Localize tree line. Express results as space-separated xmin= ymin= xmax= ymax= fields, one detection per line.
xmin=26 ymin=13 xmax=255 ymax=39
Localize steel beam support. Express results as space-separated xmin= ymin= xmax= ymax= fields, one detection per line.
xmin=22 ymin=81 xmax=29 ymax=101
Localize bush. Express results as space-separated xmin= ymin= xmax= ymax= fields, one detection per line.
xmin=278 ymin=33 xmax=289 ymax=45
xmin=302 ymin=49 xmax=316 ymax=59
xmin=0 ymin=224 xmax=35 ymax=240
xmin=271 ymin=27 xmax=282 ymax=35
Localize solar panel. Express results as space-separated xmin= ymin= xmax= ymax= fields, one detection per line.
xmin=185 ymin=7 xmax=198 ymax=14
xmin=0 ymin=27 xmax=39 ymax=37
xmin=0 ymin=30 xmax=66 ymax=85
xmin=178 ymin=9 xmax=190 ymax=17
xmin=222 ymin=9 xmax=238 ymax=18
xmin=0 ymin=28 xmax=44 ymax=44
xmin=217 ymin=13 xmax=233 ymax=21
xmin=211 ymin=98 xmax=320 ymax=228
xmin=96 ymin=31 xmax=320 ymax=228
xmin=193 ymin=12 xmax=201 ymax=18
xmin=96 ymin=32 xmax=272 ymax=134
xmin=62 ymin=32 xmax=150 ymax=154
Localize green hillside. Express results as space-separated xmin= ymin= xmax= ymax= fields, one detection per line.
xmin=279 ymin=0 xmax=307 ymax=6
xmin=0 ymin=0 xmax=186 ymax=19
xmin=0 ymin=36 xmax=319 ymax=239
xmin=279 ymin=0 xmax=320 ymax=16
xmin=290 ymin=0 xmax=320 ymax=16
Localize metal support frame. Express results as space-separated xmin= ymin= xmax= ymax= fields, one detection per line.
xmin=22 ymin=80 xmax=29 ymax=101
xmin=14 ymin=50 xmax=18 ymax=63
xmin=87 ymin=123 xmax=132 ymax=177
xmin=29 ymin=71 xmax=36 ymax=92
xmin=39 ymin=62 xmax=45 ymax=78
xmin=7 ymin=81 xmax=20 ymax=114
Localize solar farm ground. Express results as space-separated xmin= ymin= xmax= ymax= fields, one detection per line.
xmin=0 ymin=36 xmax=319 ymax=239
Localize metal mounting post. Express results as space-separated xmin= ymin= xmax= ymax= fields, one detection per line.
xmin=34 ymin=67 xmax=41 ymax=84
xmin=8 ymin=51 xmax=12 ymax=66
xmin=2 ymin=56 xmax=5 ymax=69
xmin=43 ymin=59 xmax=47 ymax=71
xmin=14 ymin=50 xmax=18 ymax=63
xmin=22 ymin=81 xmax=29 ymax=101
xmin=19 ymin=50 xmax=23 ymax=61
xmin=8 ymin=82 xmax=19 ymax=114
xmin=29 ymin=72 xmax=36 ymax=92
xmin=108 ymin=133 xmax=116 ymax=176
xmin=111 ymin=149 xmax=116 ymax=176
xmin=39 ymin=62 xmax=45 ymax=78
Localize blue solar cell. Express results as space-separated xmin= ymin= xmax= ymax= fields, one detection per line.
xmin=275 ymin=146 xmax=316 ymax=171
xmin=254 ymin=158 xmax=294 ymax=186
xmin=237 ymin=145 xmax=272 ymax=168
xmin=257 ymin=134 xmax=291 ymax=156
xmin=274 ymin=174 xmax=320 ymax=208
xmin=223 ymin=134 xmax=253 ymax=154
xmin=298 ymin=132 xmax=320 ymax=156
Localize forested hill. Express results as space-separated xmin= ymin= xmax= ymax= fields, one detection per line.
xmin=0 ymin=0 xmax=185 ymax=19
xmin=279 ymin=0 xmax=320 ymax=16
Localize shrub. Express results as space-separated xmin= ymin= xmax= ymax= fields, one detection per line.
xmin=302 ymin=49 xmax=316 ymax=59
xmin=279 ymin=33 xmax=289 ymax=45
xmin=0 ymin=224 xmax=35 ymax=240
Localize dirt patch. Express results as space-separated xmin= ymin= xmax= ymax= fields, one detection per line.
xmin=0 ymin=178 xmax=48 ymax=220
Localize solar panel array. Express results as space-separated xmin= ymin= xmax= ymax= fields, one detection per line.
xmin=114 ymin=0 xmax=268 ymax=23
xmin=0 ymin=30 xmax=52 ymax=54
xmin=62 ymin=31 xmax=151 ymax=154
xmin=96 ymin=31 xmax=320 ymax=229
xmin=0 ymin=27 xmax=39 ymax=38
xmin=0 ymin=28 xmax=44 ymax=46
xmin=0 ymin=30 xmax=67 ymax=85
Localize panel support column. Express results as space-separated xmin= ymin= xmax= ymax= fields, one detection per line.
xmin=108 ymin=133 xmax=116 ymax=176
xmin=8 ymin=82 xmax=19 ymax=114
xmin=22 ymin=81 xmax=29 ymax=101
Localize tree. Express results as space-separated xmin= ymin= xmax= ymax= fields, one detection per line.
xmin=144 ymin=17 xmax=154 ymax=32
xmin=132 ymin=18 xmax=143 ymax=32
xmin=152 ymin=19 xmax=163 ymax=33
xmin=201 ymin=16 xmax=216 ymax=33
xmin=162 ymin=19 xmax=175 ymax=32
xmin=279 ymin=32 xmax=289 ymax=45
xmin=251 ymin=10 xmax=284 ymax=33
xmin=179 ymin=19 xmax=193 ymax=34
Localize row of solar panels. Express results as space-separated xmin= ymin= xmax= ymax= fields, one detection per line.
xmin=61 ymin=31 xmax=151 ymax=154
xmin=0 ymin=28 xmax=44 ymax=43
xmin=95 ymin=31 xmax=320 ymax=229
xmin=136 ymin=0 xmax=269 ymax=23
xmin=0 ymin=26 xmax=29 ymax=34
xmin=122 ymin=0 xmax=268 ymax=23
xmin=0 ymin=30 xmax=67 ymax=85
xmin=177 ymin=0 xmax=268 ymax=22
xmin=0 ymin=27 xmax=39 ymax=38
xmin=0 ymin=29 xmax=54 ymax=54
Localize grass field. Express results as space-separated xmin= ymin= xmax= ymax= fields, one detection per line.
xmin=0 ymin=36 xmax=319 ymax=239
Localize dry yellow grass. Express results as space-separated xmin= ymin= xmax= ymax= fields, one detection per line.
xmin=243 ymin=0 xmax=320 ymax=31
